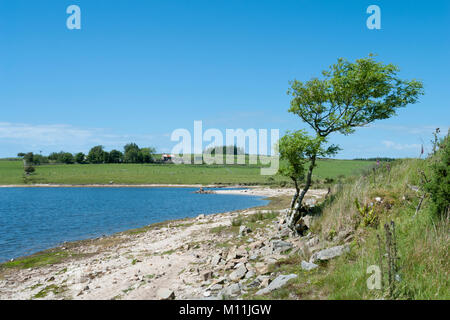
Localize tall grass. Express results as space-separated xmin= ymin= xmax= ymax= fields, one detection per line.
xmin=310 ymin=158 xmax=449 ymax=299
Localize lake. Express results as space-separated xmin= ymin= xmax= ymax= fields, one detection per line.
xmin=0 ymin=187 xmax=268 ymax=262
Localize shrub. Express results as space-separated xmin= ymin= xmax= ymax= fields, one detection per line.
xmin=425 ymin=133 xmax=449 ymax=218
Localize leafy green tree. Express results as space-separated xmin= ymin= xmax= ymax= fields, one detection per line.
xmin=33 ymin=154 xmax=49 ymax=165
xmin=140 ymin=147 xmax=156 ymax=163
xmin=108 ymin=149 xmax=123 ymax=163
xmin=60 ymin=152 xmax=74 ymax=164
xmin=124 ymin=143 xmax=142 ymax=163
xmin=278 ymin=130 xmax=338 ymax=211
xmin=87 ymin=145 xmax=107 ymax=164
xmin=286 ymin=55 xmax=424 ymax=230
xmin=75 ymin=152 xmax=86 ymax=164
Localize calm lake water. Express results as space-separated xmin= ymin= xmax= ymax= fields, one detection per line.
xmin=0 ymin=187 xmax=268 ymax=262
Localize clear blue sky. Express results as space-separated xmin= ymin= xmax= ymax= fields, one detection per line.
xmin=0 ymin=0 xmax=449 ymax=158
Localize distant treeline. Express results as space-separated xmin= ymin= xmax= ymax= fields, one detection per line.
xmin=18 ymin=143 xmax=156 ymax=165
xmin=203 ymin=145 xmax=245 ymax=155
xmin=353 ymin=157 xmax=397 ymax=162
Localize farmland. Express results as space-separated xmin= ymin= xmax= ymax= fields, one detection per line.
xmin=0 ymin=159 xmax=374 ymax=185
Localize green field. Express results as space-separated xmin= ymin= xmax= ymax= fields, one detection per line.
xmin=0 ymin=159 xmax=374 ymax=185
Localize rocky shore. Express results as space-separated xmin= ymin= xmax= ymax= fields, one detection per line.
xmin=0 ymin=187 xmax=349 ymax=300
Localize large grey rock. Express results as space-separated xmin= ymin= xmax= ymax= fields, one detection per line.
xmin=310 ymin=245 xmax=350 ymax=263
xmin=156 ymin=288 xmax=175 ymax=300
xmin=245 ymin=270 xmax=255 ymax=279
xmin=255 ymin=274 xmax=297 ymax=295
xmin=301 ymin=260 xmax=318 ymax=271
xmin=221 ymin=283 xmax=241 ymax=297
xmin=271 ymin=240 xmax=293 ymax=253
xmin=229 ymin=264 xmax=247 ymax=281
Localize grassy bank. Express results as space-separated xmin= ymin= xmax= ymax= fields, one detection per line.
xmin=0 ymin=159 xmax=372 ymax=185
xmin=258 ymin=156 xmax=449 ymax=299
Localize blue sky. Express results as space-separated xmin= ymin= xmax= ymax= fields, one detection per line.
xmin=0 ymin=0 xmax=449 ymax=159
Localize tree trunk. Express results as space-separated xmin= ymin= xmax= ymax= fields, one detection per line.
xmin=287 ymin=155 xmax=316 ymax=230
xmin=289 ymin=177 xmax=300 ymax=210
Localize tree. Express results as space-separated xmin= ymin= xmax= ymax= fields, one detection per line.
xmin=286 ymin=55 xmax=424 ymax=230
xmin=60 ymin=152 xmax=74 ymax=164
xmin=140 ymin=147 xmax=156 ymax=163
xmin=124 ymin=143 xmax=142 ymax=163
xmin=87 ymin=145 xmax=107 ymax=164
xmin=108 ymin=149 xmax=123 ymax=163
xmin=75 ymin=152 xmax=86 ymax=164
xmin=278 ymin=130 xmax=339 ymax=211
xmin=17 ymin=152 xmax=36 ymax=175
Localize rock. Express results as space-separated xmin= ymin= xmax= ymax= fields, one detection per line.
xmin=248 ymin=241 xmax=264 ymax=250
xmin=336 ymin=230 xmax=352 ymax=242
xmin=211 ymin=277 xmax=226 ymax=285
xmin=226 ymin=248 xmax=237 ymax=261
xmin=239 ymin=226 xmax=251 ymax=236
xmin=271 ymin=240 xmax=293 ymax=254
xmin=246 ymin=279 xmax=261 ymax=289
xmin=255 ymin=274 xmax=297 ymax=295
xmin=259 ymin=277 xmax=270 ymax=288
xmin=248 ymin=253 xmax=259 ymax=261
xmin=301 ymin=260 xmax=319 ymax=271
xmin=375 ymin=197 xmax=382 ymax=202
xmin=278 ymin=228 xmax=291 ymax=238
xmin=201 ymin=271 xmax=214 ymax=281
xmin=203 ymin=291 xmax=211 ymax=297
xmin=209 ymin=284 xmax=223 ymax=292
xmin=302 ymin=215 xmax=313 ymax=228
xmin=196 ymin=214 xmax=206 ymax=220
xmin=245 ymin=270 xmax=255 ymax=279
xmin=211 ymin=254 xmax=221 ymax=266
xmin=229 ymin=264 xmax=247 ymax=281
xmin=255 ymin=262 xmax=270 ymax=275
xmin=310 ymin=245 xmax=350 ymax=263
xmin=307 ymin=236 xmax=319 ymax=247
xmin=305 ymin=198 xmax=316 ymax=207
xmin=221 ymin=283 xmax=241 ymax=297
xmin=235 ymin=247 xmax=248 ymax=258
xmin=156 ymin=288 xmax=175 ymax=300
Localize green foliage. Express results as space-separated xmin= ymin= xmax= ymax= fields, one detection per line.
xmin=140 ymin=147 xmax=156 ymax=163
xmin=425 ymin=132 xmax=450 ymax=218
xmin=87 ymin=145 xmax=108 ymax=164
xmin=124 ymin=143 xmax=155 ymax=163
xmin=124 ymin=143 xmax=141 ymax=163
xmin=108 ymin=150 xmax=123 ymax=163
xmin=74 ymin=152 xmax=86 ymax=164
xmin=288 ymin=55 xmax=424 ymax=138
xmin=24 ymin=165 xmax=35 ymax=174
xmin=354 ymin=198 xmax=377 ymax=227
xmin=60 ymin=152 xmax=74 ymax=164
xmin=277 ymin=130 xmax=311 ymax=182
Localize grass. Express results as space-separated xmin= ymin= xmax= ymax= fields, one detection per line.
xmin=0 ymin=159 xmax=373 ymax=185
xmin=256 ymin=158 xmax=449 ymax=300
xmin=1 ymin=250 xmax=72 ymax=269
xmin=33 ymin=284 xmax=68 ymax=299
